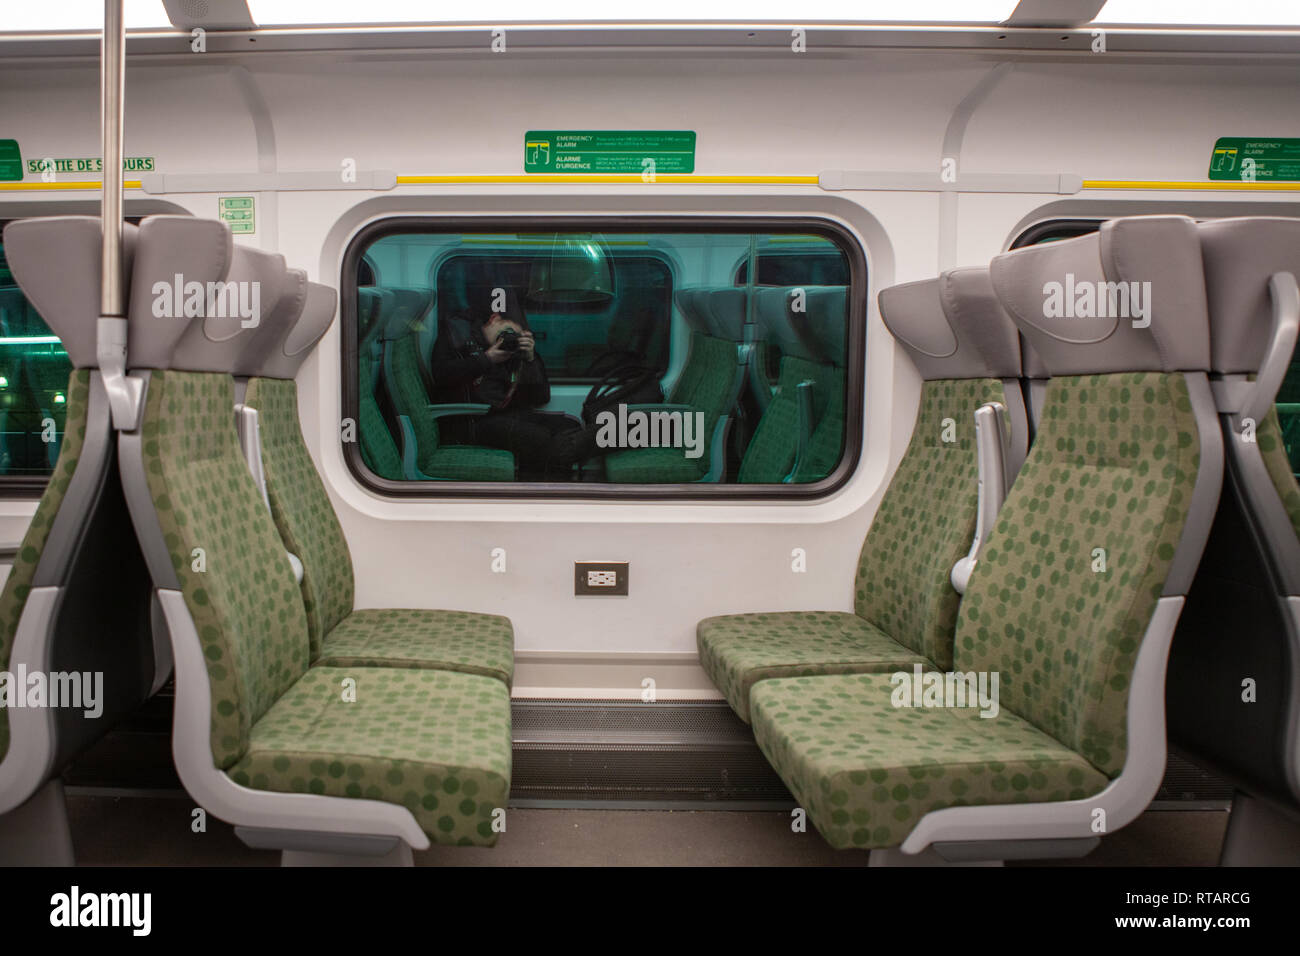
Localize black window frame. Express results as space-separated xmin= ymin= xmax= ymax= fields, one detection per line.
xmin=341 ymin=215 xmax=868 ymax=500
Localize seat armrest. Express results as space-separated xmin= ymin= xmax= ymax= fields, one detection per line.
xmin=427 ymin=403 xmax=493 ymax=420
xmin=398 ymin=415 xmax=432 ymax=481
xmin=951 ymin=401 xmax=1010 ymax=595
xmin=694 ymin=416 xmax=732 ymax=483
xmin=233 ymin=404 xmax=270 ymax=510
xmin=783 ymin=380 xmax=816 ymax=483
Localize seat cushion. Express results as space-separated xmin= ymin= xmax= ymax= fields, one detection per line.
xmin=425 ymin=444 xmax=515 ymax=481
xmin=227 ymin=666 xmax=512 ymax=847
xmin=318 ymin=608 xmax=514 ymax=687
xmin=697 ymin=610 xmax=930 ymax=723
xmin=604 ymin=446 xmax=708 ymax=483
xmin=750 ymin=672 xmax=1109 ymax=850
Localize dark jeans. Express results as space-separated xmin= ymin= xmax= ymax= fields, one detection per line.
xmin=466 ymin=409 xmax=585 ymax=481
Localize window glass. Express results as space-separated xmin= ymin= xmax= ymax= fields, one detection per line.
xmin=0 ymin=237 xmax=70 ymax=479
xmin=350 ymin=225 xmax=857 ymax=489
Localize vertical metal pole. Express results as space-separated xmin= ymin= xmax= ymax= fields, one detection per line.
xmin=100 ymin=0 xmax=124 ymax=317
xmin=97 ymin=0 xmax=141 ymax=430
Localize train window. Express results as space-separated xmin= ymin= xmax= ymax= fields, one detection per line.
xmin=1017 ymin=216 xmax=1300 ymax=477
xmin=345 ymin=221 xmax=861 ymax=494
xmin=0 ymin=232 xmax=71 ymax=484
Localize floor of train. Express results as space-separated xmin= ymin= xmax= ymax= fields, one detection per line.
xmin=65 ymin=794 xmax=1228 ymax=866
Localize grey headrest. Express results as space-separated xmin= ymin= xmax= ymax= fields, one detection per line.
xmin=233 ymin=267 xmax=307 ymax=377
xmin=675 ymin=289 xmax=712 ymax=336
xmin=357 ymin=288 xmax=382 ymax=334
xmin=170 ymin=244 xmax=290 ymax=374
xmin=706 ymin=289 xmax=748 ymax=341
xmin=1198 ymin=217 xmax=1300 ymax=374
xmin=127 ymin=216 xmax=233 ymax=371
xmin=755 ymin=287 xmax=820 ymax=363
xmin=3 ymin=215 xmax=139 ymax=368
xmin=260 ymin=283 xmax=338 ymax=380
xmin=989 ymin=215 xmax=1210 ymax=376
xmin=380 ymin=288 xmax=434 ymax=341
xmin=879 ymin=269 xmax=1022 ymax=381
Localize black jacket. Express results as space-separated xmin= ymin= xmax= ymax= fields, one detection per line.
xmin=429 ymin=314 xmax=550 ymax=410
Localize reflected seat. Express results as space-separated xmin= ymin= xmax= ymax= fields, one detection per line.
xmin=377 ymin=288 xmax=514 ymax=482
xmin=603 ymin=287 xmax=745 ymax=483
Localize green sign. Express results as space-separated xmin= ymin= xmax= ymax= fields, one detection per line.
xmin=525 ymin=130 xmax=696 ymax=174
xmin=24 ymin=157 xmax=155 ymax=175
xmin=1208 ymin=137 xmax=1300 ymax=181
xmin=218 ymin=196 xmax=255 ymax=235
xmin=0 ymin=140 xmax=21 ymax=181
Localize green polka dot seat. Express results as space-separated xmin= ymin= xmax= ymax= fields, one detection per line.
xmin=239 ymin=287 xmax=515 ymax=688
xmin=700 ymin=269 xmax=1029 ymax=722
xmin=121 ymin=217 xmax=511 ymax=856
xmin=750 ymin=216 xmax=1223 ymax=856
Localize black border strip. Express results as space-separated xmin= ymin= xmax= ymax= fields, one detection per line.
xmin=1010 ymin=217 xmax=1104 ymax=249
xmin=340 ymin=215 xmax=868 ymax=501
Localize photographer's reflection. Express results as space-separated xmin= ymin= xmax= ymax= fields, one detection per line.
xmin=430 ymin=291 xmax=583 ymax=480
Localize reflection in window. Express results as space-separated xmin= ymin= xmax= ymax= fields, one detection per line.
xmin=0 ymin=239 xmax=69 ymax=478
xmin=351 ymin=227 xmax=856 ymax=487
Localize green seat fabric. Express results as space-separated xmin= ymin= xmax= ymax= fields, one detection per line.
xmin=0 ymin=368 xmax=90 ymax=759
xmin=792 ymin=371 xmax=846 ymax=483
xmin=750 ymin=672 xmax=1109 ymax=850
xmin=697 ymin=611 xmax=928 ymax=723
xmin=319 ymin=608 xmax=514 ymax=687
xmin=227 ymin=666 xmax=511 ymax=847
xmin=750 ymin=371 xmax=1201 ymax=848
xmin=243 ymin=376 xmax=515 ymax=682
xmin=1257 ymin=405 xmax=1300 ymax=540
xmin=604 ymin=331 xmax=736 ymax=483
xmin=737 ymin=355 xmax=825 ymax=483
xmin=143 ymin=369 xmax=512 ymax=843
xmin=698 ymin=377 xmax=1006 ymax=721
xmin=143 ymin=370 xmax=311 ymax=768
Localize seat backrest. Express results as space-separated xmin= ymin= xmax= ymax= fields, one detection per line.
xmin=243 ymin=284 xmax=353 ymax=660
xmin=356 ymin=289 xmax=403 ymax=478
xmin=741 ymin=286 xmax=849 ymax=483
xmin=1167 ymin=216 xmax=1300 ymax=806
xmin=0 ymin=215 xmax=156 ymax=805
xmin=984 ymin=214 xmax=1220 ymax=778
xmin=380 ymin=288 xmax=441 ymax=467
xmin=124 ymin=217 xmax=311 ymax=770
xmin=856 ymin=269 xmax=1024 ymax=670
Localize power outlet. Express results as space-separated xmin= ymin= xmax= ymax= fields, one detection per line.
xmin=575 ymin=562 xmax=629 ymax=596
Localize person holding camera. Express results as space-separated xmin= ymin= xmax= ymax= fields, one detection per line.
xmin=430 ymin=291 xmax=583 ymax=480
